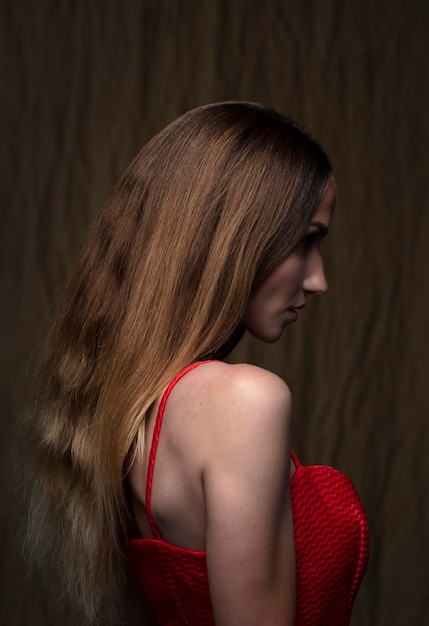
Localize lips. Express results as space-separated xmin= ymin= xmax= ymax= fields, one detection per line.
xmin=288 ymin=303 xmax=305 ymax=322
xmin=288 ymin=309 xmax=298 ymax=322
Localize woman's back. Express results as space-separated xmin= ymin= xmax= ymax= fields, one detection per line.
xmin=128 ymin=360 xmax=294 ymax=552
xmin=128 ymin=360 xmax=296 ymax=624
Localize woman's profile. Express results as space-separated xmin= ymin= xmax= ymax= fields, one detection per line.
xmin=23 ymin=102 xmax=369 ymax=625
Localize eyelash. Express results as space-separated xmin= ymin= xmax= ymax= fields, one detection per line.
xmin=301 ymin=233 xmax=319 ymax=253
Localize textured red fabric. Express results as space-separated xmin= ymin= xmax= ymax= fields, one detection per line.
xmin=290 ymin=451 xmax=370 ymax=625
xmin=126 ymin=363 xmax=369 ymax=625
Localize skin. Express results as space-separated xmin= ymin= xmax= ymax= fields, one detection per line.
xmin=128 ymin=177 xmax=336 ymax=625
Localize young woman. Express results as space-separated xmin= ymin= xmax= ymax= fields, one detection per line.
xmin=24 ymin=102 xmax=369 ymax=625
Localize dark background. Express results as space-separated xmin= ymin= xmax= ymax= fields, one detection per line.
xmin=1 ymin=1 xmax=428 ymax=624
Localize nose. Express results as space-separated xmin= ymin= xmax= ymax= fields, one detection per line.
xmin=302 ymin=255 xmax=328 ymax=296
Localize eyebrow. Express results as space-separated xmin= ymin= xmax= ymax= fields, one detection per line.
xmin=310 ymin=221 xmax=329 ymax=236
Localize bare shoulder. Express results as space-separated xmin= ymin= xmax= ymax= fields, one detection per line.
xmin=169 ymin=361 xmax=292 ymax=463
xmin=172 ymin=361 xmax=292 ymax=423
xmin=221 ymin=361 xmax=292 ymax=410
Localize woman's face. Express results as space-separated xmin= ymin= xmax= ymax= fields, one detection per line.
xmin=243 ymin=177 xmax=336 ymax=343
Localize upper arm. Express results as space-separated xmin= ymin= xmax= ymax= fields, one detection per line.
xmin=202 ymin=365 xmax=295 ymax=626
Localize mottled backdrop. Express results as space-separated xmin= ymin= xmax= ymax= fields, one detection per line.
xmin=1 ymin=1 xmax=428 ymax=624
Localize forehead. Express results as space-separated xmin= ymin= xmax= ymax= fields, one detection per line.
xmin=311 ymin=177 xmax=336 ymax=227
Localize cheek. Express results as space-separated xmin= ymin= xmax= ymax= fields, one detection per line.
xmin=247 ymin=256 xmax=304 ymax=315
xmin=268 ymin=261 xmax=303 ymax=297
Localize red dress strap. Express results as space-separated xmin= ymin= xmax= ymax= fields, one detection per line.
xmin=291 ymin=449 xmax=302 ymax=469
xmin=145 ymin=361 xmax=217 ymax=539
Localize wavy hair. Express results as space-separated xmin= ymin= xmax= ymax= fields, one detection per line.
xmin=23 ymin=102 xmax=332 ymax=622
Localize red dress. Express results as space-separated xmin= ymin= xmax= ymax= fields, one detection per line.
xmin=126 ymin=362 xmax=370 ymax=625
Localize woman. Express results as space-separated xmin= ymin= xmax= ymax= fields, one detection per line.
xmin=24 ymin=102 xmax=369 ymax=625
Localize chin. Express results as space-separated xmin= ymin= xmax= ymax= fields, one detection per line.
xmin=248 ymin=325 xmax=286 ymax=343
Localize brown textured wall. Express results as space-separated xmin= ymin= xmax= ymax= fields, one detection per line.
xmin=1 ymin=1 xmax=428 ymax=624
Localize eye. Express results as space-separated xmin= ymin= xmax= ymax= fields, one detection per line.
xmin=301 ymin=232 xmax=320 ymax=254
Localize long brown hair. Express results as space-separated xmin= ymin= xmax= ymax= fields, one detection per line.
xmin=24 ymin=102 xmax=332 ymax=622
